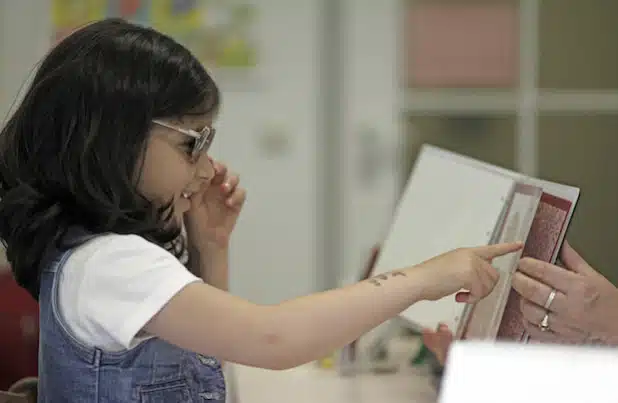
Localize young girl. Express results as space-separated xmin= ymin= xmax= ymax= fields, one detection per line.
xmin=0 ymin=18 xmax=521 ymax=402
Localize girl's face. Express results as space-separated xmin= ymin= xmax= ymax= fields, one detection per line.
xmin=138 ymin=114 xmax=215 ymax=223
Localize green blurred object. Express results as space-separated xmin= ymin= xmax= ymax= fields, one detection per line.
xmin=411 ymin=342 xmax=430 ymax=366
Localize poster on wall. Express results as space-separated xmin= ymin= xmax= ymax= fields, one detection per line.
xmin=51 ymin=0 xmax=260 ymax=89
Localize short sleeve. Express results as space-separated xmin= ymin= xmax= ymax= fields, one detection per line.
xmin=57 ymin=233 xmax=202 ymax=350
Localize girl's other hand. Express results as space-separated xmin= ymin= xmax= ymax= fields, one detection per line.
xmin=185 ymin=160 xmax=246 ymax=250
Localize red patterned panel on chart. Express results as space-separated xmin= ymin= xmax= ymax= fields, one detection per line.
xmin=497 ymin=194 xmax=572 ymax=340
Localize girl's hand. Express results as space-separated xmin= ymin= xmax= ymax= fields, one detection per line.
xmin=417 ymin=242 xmax=523 ymax=304
xmin=422 ymin=324 xmax=454 ymax=365
xmin=185 ymin=160 xmax=246 ymax=250
xmin=417 ymin=243 xmax=522 ymax=366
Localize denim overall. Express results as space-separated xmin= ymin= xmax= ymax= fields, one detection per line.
xmin=37 ymin=233 xmax=226 ymax=402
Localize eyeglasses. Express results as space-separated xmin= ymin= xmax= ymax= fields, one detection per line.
xmin=152 ymin=119 xmax=216 ymax=162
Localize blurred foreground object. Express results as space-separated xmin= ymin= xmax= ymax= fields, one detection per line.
xmin=0 ymin=268 xmax=38 ymax=391
xmin=440 ymin=341 xmax=618 ymax=403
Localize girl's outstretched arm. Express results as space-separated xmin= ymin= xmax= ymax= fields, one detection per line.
xmin=144 ymin=243 xmax=521 ymax=370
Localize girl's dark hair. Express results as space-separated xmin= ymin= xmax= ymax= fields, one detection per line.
xmin=0 ymin=18 xmax=220 ymax=299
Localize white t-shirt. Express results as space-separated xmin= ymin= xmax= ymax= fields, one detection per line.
xmin=57 ymin=233 xmax=202 ymax=351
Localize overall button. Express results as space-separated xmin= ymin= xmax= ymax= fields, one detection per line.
xmin=199 ymin=391 xmax=222 ymax=401
xmin=197 ymin=354 xmax=218 ymax=367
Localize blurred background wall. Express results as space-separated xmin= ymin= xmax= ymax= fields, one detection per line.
xmin=402 ymin=0 xmax=618 ymax=284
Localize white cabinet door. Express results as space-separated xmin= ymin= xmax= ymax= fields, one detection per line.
xmin=212 ymin=1 xmax=322 ymax=303
xmin=340 ymin=0 xmax=402 ymax=285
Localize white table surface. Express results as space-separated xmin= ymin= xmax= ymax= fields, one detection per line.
xmin=228 ymin=363 xmax=439 ymax=403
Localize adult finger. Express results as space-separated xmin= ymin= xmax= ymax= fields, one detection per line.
xmin=473 ymin=242 xmax=523 ymax=261
xmin=522 ymin=315 xmax=587 ymax=344
xmin=519 ymin=299 xmax=582 ymax=339
xmin=522 ymin=323 xmax=560 ymax=343
xmin=511 ymin=271 xmax=568 ymax=313
xmin=520 ymin=300 xmax=585 ymax=340
xmin=517 ymin=257 xmax=579 ymax=293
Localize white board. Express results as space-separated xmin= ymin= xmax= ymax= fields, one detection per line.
xmin=371 ymin=146 xmax=516 ymax=332
xmin=461 ymin=184 xmax=541 ymax=339
xmin=424 ymin=144 xmax=580 ymax=264
xmin=440 ymin=342 xmax=618 ymax=403
xmin=422 ymin=146 xmax=581 ymax=342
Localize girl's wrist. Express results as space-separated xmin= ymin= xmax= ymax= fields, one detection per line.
xmin=186 ymin=228 xmax=230 ymax=253
xmin=188 ymin=241 xmax=229 ymax=285
xmin=188 ymin=239 xmax=228 ymax=265
xmin=192 ymin=240 xmax=229 ymax=256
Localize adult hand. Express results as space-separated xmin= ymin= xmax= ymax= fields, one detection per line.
xmin=512 ymin=241 xmax=618 ymax=345
xmin=422 ymin=324 xmax=453 ymax=366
